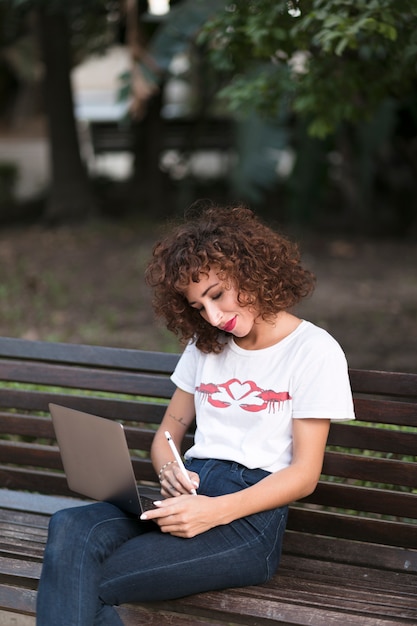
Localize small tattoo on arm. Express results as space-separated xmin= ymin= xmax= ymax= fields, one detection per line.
xmin=168 ymin=412 xmax=188 ymax=428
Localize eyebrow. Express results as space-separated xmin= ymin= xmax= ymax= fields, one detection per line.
xmin=188 ymin=282 xmax=220 ymax=306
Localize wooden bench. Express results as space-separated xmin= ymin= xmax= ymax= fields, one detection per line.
xmin=0 ymin=336 xmax=416 ymax=625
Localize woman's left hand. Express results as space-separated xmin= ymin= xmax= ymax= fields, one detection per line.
xmin=140 ymin=494 xmax=218 ymax=538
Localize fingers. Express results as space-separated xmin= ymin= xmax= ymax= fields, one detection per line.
xmin=140 ymin=497 xmax=198 ymax=537
xmin=140 ymin=496 xmax=184 ymax=523
xmin=160 ymin=478 xmax=182 ymax=498
xmin=160 ymin=467 xmax=199 ymax=497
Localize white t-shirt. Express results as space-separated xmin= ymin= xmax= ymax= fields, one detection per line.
xmin=171 ymin=320 xmax=355 ymax=473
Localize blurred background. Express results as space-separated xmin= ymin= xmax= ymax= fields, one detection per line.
xmin=0 ymin=0 xmax=416 ymax=372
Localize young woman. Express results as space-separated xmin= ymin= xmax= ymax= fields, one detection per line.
xmin=36 ymin=205 xmax=355 ymax=625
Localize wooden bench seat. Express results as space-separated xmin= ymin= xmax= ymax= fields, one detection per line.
xmin=0 ymin=336 xmax=416 ymax=625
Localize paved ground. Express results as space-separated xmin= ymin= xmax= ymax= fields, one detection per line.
xmin=0 ymin=612 xmax=34 ymax=626
xmin=0 ymin=137 xmax=48 ymax=200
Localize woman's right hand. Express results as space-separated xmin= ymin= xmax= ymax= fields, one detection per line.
xmin=159 ymin=463 xmax=200 ymax=498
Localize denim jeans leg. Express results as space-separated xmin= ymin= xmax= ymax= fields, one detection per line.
xmin=98 ymin=459 xmax=288 ymax=606
xmin=36 ymin=502 xmax=148 ymax=626
xmin=98 ymin=503 xmax=288 ymax=606
xmin=37 ymin=460 xmax=288 ymax=624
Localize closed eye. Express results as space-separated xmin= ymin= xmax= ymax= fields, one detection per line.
xmin=190 ymin=302 xmax=205 ymax=313
xmin=191 ymin=292 xmax=222 ymax=314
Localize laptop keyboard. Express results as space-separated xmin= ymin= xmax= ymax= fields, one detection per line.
xmin=140 ymin=495 xmax=158 ymax=512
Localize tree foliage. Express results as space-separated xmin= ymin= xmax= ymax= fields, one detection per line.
xmin=199 ymin=0 xmax=417 ymax=138
xmin=1 ymin=0 xmax=416 ymax=231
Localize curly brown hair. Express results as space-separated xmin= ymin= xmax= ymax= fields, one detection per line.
xmin=145 ymin=205 xmax=315 ymax=353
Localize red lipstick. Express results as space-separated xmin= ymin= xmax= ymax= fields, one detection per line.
xmin=223 ymin=316 xmax=237 ymax=333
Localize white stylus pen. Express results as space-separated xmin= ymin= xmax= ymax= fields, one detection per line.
xmin=164 ymin=431 xmax=197 ymax=495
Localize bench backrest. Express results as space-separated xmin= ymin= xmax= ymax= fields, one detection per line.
xmin=0 ymin=337 xmax=416 ymax=561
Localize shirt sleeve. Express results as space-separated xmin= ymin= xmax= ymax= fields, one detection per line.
xmin=170 ymin=341 xmax=198 ymax=395
xmin=291 ymin=336 xmax=355 ymax=421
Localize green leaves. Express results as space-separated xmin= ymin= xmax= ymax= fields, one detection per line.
xmin=202 ymin=0 xmax=417 ymax=137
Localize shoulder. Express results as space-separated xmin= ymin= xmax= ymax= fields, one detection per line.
xmin=290 ymin=321 xmax=349 ymax=373
xmin=296 ymin=320 xmax=344 ymax=352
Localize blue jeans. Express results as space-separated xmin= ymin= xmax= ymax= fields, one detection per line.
xmin=36 ymin=459 xmax=288 ymax=625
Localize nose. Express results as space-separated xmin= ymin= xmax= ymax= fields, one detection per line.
xmin=203 ymin=303 xmax=222 ymax=327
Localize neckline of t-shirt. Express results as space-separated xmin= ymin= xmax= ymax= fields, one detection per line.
xmin=229 ymin=319 xmax=309 ymax=355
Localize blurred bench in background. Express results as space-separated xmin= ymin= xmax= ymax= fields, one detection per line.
xmin=89 ymin=116 xmax=234 ymax=154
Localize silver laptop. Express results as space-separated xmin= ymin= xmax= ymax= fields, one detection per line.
xmin=49 ymin=403 xmax=161 ymax=516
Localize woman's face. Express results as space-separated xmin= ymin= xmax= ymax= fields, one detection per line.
xmin=184 ymin=268 xmax=258 ymax=338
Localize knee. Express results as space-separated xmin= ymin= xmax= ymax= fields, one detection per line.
xmin=46 ymin=502 xmax=127 ymax=557
xmin=42 ymin=508 xmax=79 ymax=567
xmin=44 ymin=508 xmax=80 ymax=558
xmin=47 ymin=504 xmax=98 ymax=547
xmin=47 ymin=507 xmax=75 ymax=541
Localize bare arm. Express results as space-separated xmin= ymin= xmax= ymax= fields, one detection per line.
xmin=220 ymin=418 xmax=330 ymax=518
xmin=151 ymin=388 xmax=198 ymax=496
xmin=144 ymin=417 xmax=330 ymax=537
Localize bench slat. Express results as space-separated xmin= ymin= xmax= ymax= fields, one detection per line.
xmin=0 ymin=556 xmax=41 ymax=587
xmin=306 ymin=481 xmax=417 ymax=519
xmin=288 ymin=507 xmax=417 ymax=548
xmin=350 ymin=369 xmax=417 ymax=398
xmin=0 ymin=390 xmax=168 ymax=423
xmin=0 ymin=584 xmax=37 ymax=617
xmin=0 ymin=457 xmax=157 ymax=494
xmin=117 ymin=604 xmax=232 ymax=626
xmin=328 ymin=421 xmax=417 ymax=455
xmin=283 ymin=530 xmax=417 ymax=572
xmin=0 ymin=360 xmax=175 ymax=398
xmin=0 ymin=337 xmax=180 ymax=374
xmin=322 ymin=451 xmax=417 ymax=488
xmin=354 ymin=397 xmax=417 ymax=427
xmin=0 ymin=414 xmax=54 ymax=439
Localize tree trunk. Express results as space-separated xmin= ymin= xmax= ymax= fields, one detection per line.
xmin=129 ymin=89 xmax=172 ymax=215
xmin=37 ymin=7 xmax=97 ymax=222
